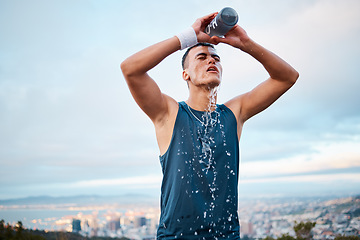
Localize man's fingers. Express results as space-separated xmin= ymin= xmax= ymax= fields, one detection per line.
xmin=200 ymin=12 xmax=217 ymax=26
xmin=203 ymin=12 xmax=217 ymax=20
xmin=208 ymin=36 xmax=221 ymax=45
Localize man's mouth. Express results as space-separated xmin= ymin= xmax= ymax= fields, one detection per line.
xmin=207 ymin=66 xmax=218 ymax=73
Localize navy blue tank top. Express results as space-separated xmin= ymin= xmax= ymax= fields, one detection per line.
xmin=157 ymin=101 xmax=240 ymax=239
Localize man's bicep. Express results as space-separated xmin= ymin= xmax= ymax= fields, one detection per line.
xmin=240 ymin=77 xmax=294 ymax=121
xmin=125 ymin=73 xmax=169 ymax=122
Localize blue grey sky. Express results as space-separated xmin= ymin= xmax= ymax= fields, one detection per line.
xmin=0 ymin=0 xmax=359 ymax=200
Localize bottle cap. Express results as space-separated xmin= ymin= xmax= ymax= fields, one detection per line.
xmin=219 ymin=7 xmax=238 ymax=26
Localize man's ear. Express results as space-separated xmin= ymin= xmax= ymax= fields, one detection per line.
xmin=182 ymin=70 xmax=190 ymax=81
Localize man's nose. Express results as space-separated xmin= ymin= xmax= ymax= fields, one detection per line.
xmin=208 ymin=57 xmax=215 ymax=64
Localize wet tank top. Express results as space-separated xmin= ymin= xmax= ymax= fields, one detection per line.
xmin=157 ymin=101 xmax=240 ymax=239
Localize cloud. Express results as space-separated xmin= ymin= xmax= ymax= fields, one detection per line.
xmin=71 ymin=175 xmax=162 ymax=188
xmin=240 ymin=138 xmax=360 ymax=178
xmin=241 ymin=173 xmax=360 ymax=184
xmin=1 ymin=0 xmax=359 ymax=199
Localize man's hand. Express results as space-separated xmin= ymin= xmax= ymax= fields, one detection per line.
xmin=209 ymin=25 xmax=251 ymax=51
xmin=192 ymin=12 xmax=251 ymax=50
xmin=191 ymin=12 xmax=218 ymax=43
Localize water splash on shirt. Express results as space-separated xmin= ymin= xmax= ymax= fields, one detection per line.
xmin=181 ymin=85 xmax=239 ymax=238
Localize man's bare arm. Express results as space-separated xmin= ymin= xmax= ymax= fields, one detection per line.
xmin=120 ymin=12 xmax=218 ymax=124
xmin=214 ymin=25 xmax=299 ymax=124
xmin=120 ymin=37 xmax=180 ymax=123
xmin=233 ymin=38 xmax=299 ymax=123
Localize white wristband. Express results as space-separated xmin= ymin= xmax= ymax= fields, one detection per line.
xmin=175 ymin=27 xmax=198 ymax=50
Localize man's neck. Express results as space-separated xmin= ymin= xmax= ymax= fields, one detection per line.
xmin=186 ymin=86 xmax=219 ymax=112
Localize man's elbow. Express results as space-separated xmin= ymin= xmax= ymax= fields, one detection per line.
xmin=288 ymin=68 xmax=299 ymax=85
xmin=292 ymin=69 xmax=300 ymax=84
xmin=120 ymin=59 xmax=132 ymax=79
xmin=120 ymin=58 xmax=144 ymax=81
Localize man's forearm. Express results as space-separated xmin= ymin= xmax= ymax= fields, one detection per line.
xmin=121 ymin=36 xmax=181 ymax=78
xmin=242 ymin=39 xmax=299 ymax=83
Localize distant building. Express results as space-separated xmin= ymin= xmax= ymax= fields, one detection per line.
xmin=72 ymin=219 xmax=81 ymax=233
xmin=241 ymin=220 xmax=254 ymax=237
xmin=108 ymin=218 xmax=121 ymax=231
xmin=134 ymin=216 xmax=147 ymax=228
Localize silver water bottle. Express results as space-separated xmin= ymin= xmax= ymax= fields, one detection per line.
xmin=205 ymin=7 xmax=239 ymax=37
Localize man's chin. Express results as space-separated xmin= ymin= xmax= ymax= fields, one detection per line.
xmin=206 ymin=79 xmax=221 ymax=89
xmin=193 ymin=78 xmax=221 ymax=89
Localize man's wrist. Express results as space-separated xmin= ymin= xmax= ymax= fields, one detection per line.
xmin=175 ymin=27 xmax=198 ymax=50
xmin=240 ymin=38 xmax=258 ymax=54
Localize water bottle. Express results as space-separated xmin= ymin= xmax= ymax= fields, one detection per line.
xmin=205 ymin=7 xmax=239 ymax=37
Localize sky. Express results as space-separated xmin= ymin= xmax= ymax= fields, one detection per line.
xmin=0 ymin=0 xmax=360 ymax=200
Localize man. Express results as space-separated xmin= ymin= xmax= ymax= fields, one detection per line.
xmin=121 ymin=12 xmax=298 ymax=240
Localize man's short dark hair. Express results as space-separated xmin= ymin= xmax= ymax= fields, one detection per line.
xmin=181 ymin=42 xmax=215 ymax=70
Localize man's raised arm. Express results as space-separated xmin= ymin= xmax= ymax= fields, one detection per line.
xmin=216 ymin=25 xmax=299 ymax=124
xmin=120 ymin=13 xmax=217 ymax=124
xmin=120 ymin=37 xmax=180 ymax=123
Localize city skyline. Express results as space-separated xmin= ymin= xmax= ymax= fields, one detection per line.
xmin=1 ymin=0 xmax=360 ymax=200
xmin=1 ymin=194 xmax=359 ymax=239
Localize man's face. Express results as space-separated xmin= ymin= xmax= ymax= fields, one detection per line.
xmin=183 ymin=46 xmax=223 ymax=88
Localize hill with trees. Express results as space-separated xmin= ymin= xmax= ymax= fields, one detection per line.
xmin=0 ymin=219 xmax=130 ymax=240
